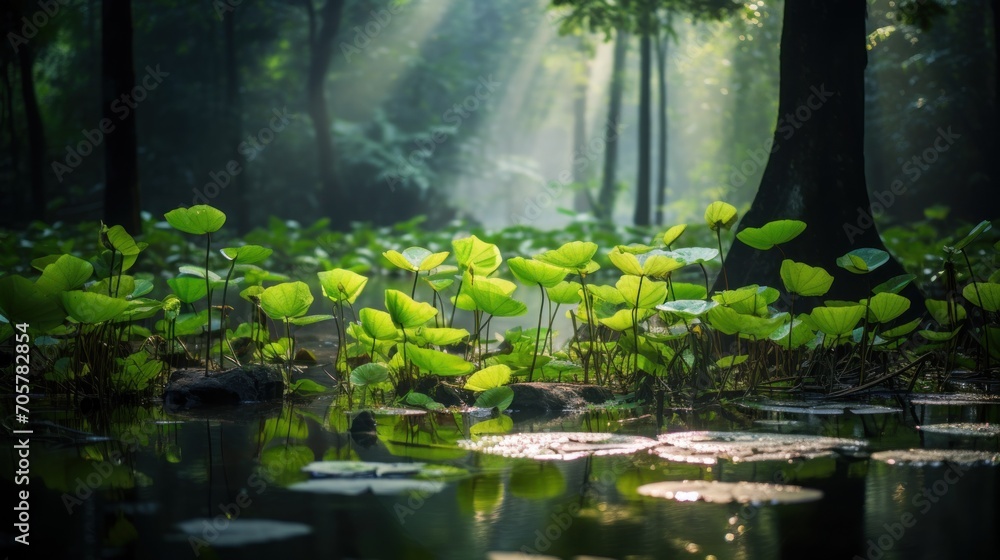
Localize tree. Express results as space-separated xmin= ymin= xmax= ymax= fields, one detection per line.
xmin=715 ymin=0 xmax=919 ymax=307
xmin=596 ymin=27 xmax=628 ymax=220
xmin=102 ymin=0 xmax=141 ymax=233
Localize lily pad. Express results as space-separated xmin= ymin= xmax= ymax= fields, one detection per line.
xmin=915 ymin=423 xmax=1000 ymax=437
xmin=459 ymin=432 xmax=659 ymax=461
xmin=869 ymin=448 xmax=1000 ymax=467
xmin=908 ymin=394 xmax=1000 ymax=406
xmin=637 ymin=480 xmax=823 ymax=505
xmin=173 ymin=519 xmax=310 ymax=547
xmin=301 ymin=461 xmax=425 ymax=478
xmin=288 ymin=478 xmax=446 ymax=495
xmin=653 ymin=431 xmax=865 ymax=463
xmin=738 ymin=398 xmax=902 ymax=415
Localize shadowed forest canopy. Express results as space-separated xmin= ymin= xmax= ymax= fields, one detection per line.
xmin=0 ymin=0 xmax=995 ymax=236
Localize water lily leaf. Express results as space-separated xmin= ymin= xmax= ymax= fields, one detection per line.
xmin=383 ymin=247 xmax=449 ymax=272
xmin=404 ymin=344 xmax=474 ymax=375
xmin=780 ymin=260 xmax=833 ymax=297
xmin=173 ymin=519 xmax=311 ymax=547
xmin=669 ymin=282 xmax=708 ymax=300
xmin=616 ymin=275 xmax=667 ymax=309
xmin=61 ymin=291 xmax=130 ymax=324
xmin=836 ymin=248 xmax=889 ymax=274
xmin=704 ymin=201 xmax=738 ymax=231
xmin=768 ymin=317 xmax=816 ymax=349
xmin=608 ymin=248 xmax=682 ymax=277
xmin=350 ymin=363 xmax=389 ymax=386
xmin=221 ymin=244 xmax=272 ymax=265
xmin=288 ymin=314 xmax=334 ymax=326
xmin=873 ymin=274 xmax=916 ymax=295
xmin=534 ymin=241 xmax=599 ymax=271
xmin=102 ymin=225 xmax=145 ymax=272
xmin=453 ymin=235 xmax=502 ymax=275
xmin=599 ymin=308 xmax=656 ymax=331
xmin=465 ymin=280 xmax=528 ymax=317
xmin=962 ymin=282 xmax=1000 ymax=312
xmin=460 ymin=432 xmax=658 ymax=461
xmin=507 ymin=257 xmax=566 ymax=287
xmin=157 ymin=310 xmax=209 ymax=336
xmin=474 ymin=386 xmax=514 ymax=410
xmin=737 ymin=220 xmax=806 ymax=250
xmin=714 ymin=354 xmax=748 ymax=368
xmin=464 ymin=364 xmax=512 ymax=392
xmin=664 ymin=247 xmax=719 ymax=266
xmin=869 ymin=448 xmax=1000 ymax=467
xmin=661 ymin=224 xmax=686 ymax=246
xmin=925 ymin=299 xmax=965 ymax=326
xmin=469 ymin=415 xmax=513 ymax=436
xmin=35 ymin=254 xmax=94 ymax=294
xmin=707 ymin=306 xmax=786 ymax=338
xmin=918 ymin=327 xmax=962 ymax=342
xmin=317 ymin=268 xmax=368 ymax=304
xmin=260 ymin=281 xmax=313 ymax=319
xmin=0 ymin=275 xmax=64 ymax=331
xmin=404 ymin=391 xmax=446 ymax=411
xmin=546 ymin=281 xmax=582 ymax=304
xmin=359 ymin=308 xmax=399 ymax=340
xmin=289 ymin=478 xmax=445 ymax=496
xmin=880 ymin=317 xmax=922 ymax=338
xmin=423 ymin=266 xmax=458 ymax=291
xmin=810 ymin=305 xmax=865 ymax=336
xmin=385 ymin=289 xmax=437 ymax=328
xmin=405 ymin=326 xmax=469 ymax=346
xmin=656 ymin=299 xmax=718 ymax=319
xmin=289 ymin=379 xmax=328 ymax=394
xmin=864 ymin=292 xmax=910 ymax=323
xmin=638 ymin=480 xmax=823 ymax=505
xmin=951 ymin=220 xmax=992 ymax=253
xmin=163 ymin=205 xmax=226 ymax=235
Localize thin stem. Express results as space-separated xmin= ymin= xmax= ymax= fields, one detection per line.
xmin=715 ymin=229 xmax=728 ymax=290
xmin=204 ymin=233 xmax=212 ymax=377
xmin=410 ymin=270 xmax=419 ymax=299
xmin=528 ymin=284 xmax=545 ymax=382
xmin=220 ymin=260 xmax=236 ymax=368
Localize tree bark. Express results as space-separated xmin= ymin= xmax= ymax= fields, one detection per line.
xmin=304 ymin=0 xmax=345 ymax=221
xmin=17 ymin=44 xmax=46 ymax=222
xmin=715 ymin=0 xmax=918 ymax=309
xmin=597 ymin=28 xmax=628 ymax=221
xmin=654 ymin=23 xmax=668 ymax=226
xmin=223 ymin=9 xmax=247 ymax=232
xmin=633 ymin=24 xmax=652 ymax=226
xmin=571 ymin=41 xmax=590 ymax=213
xmin=102 ymin=0 xmax=141 ymax=233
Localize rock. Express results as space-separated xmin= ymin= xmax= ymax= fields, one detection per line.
xmin=414 ymin=376 xmax=476 ymax=407
xmin=163 ymin=365 xmax=284 ymax=409
xmin=508 ymin=382 xmax=613 ymax=412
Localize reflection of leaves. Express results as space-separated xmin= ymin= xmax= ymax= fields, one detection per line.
xmin=260 ymin=408 xmax=309 ymax=446
xmin=258 ymin=445 xmax=314 ymax=486
xmin=457 ymin=474 xmax=503 ymax=515
xmin=509 ymin=462 xmax=566 ymax=500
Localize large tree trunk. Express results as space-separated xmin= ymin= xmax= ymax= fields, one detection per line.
xmin=715 ymin=0 xmax=917 ymax=309
xmin=304 ymin=0 xmax=345 ymax=221
xmin=596 ymin=28 xmax=628 ymax=221
xmin=102 ymin=0 xmax=141 ymax=233
xmin=17 ymin=44 xmax=46 ymax=222
xmin=223 ymin=9 xmax=247 ymax=233
xmin=633 ymin=25 xmax=652 ymax=226
xmin=571 ymin=41 xmax=590 ymax=213
xmin=654 ymin=24 xmax=668 ymax=226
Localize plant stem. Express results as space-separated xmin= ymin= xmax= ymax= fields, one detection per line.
xmin=715 ymin=230 xmax=728 ymax=290
xmin=528 ymin=284 xmax=545 ymax=382
xmin=204 ymin=233 xmax=212 ymax=377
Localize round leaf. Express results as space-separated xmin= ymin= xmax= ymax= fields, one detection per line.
xmin=507 ymin=257 xmax=566 ymax=287
xmin=164 ymin=205 xmax=226 ymax=235
xmin=836 ymin=249 xmax=889 ymax=274
xmin=474 ymin=386 xmax=514 ymax=411
xmin=704 ymin=201 xmax=738 ymax=231
xmin=385 ymin=289 xmax=437 ymax=328
xmin=464 ymin=365 xmax=512 ymax=392
xmin=260 ymin=281 xmax=313 ymax=320
xmin=865 ymin=292 xmax=911 ymax=323
xmin=736 ymin=220 xmax=806 ymax=250
xmin=780 ymin=260 xmax=834 ymax=297
xmin=534 ymin=241 xmax=599 ymax=270
xmin=452 ymin=235 xmax=502 ymax=275
xmin=221 ymin=245 xmax=272 ymax=265
xmin=404 ymin=344 xmax=474 ymax=375
xmin=61 ymin=291 xmax=130 ymax=324
xmin=383 ymin=247 xmax=449 ymax=272
xmin=317 ymin=269 xmax=368 ymax=304
xmin=810 ymin=305 xmax=865 ymax=337
xmin=350 ymin=363 xmax=389 ymax=387
xmin=962 ymin=282 xmax=1000 ymax=312
xmin=661 ymin=224 xmax=686 ymax=247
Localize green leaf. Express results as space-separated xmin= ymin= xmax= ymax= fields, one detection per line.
xmin=61 ymin=291 xmax=130 ymax=324
xmin=385 ymin=289 xmax=437 ymax=328
xmin=290 ymin=379 xmax=328 ymax=394
xmin=962 ymin=282 xmax=1000 ymax=312
xmin=469 ymin=415 xmax=513 ymax=435
xmin=350 ymin=363 xmax=389 ymax=386
xmin=704 ymin=201 xmax=738 ymax=231
xmin=599 ymin=308 xmax=655 ymax=331
xmin=880 ymin=317 xmax=922 ymax=338
xmin=464 ymin=364 xmax=512 ymax=392
xmin=474 ymin=386 xmax=514 ymax=411
xmin=424 ymin=267 xmax=458 ymax=292
xmin=952 ymin=220 xmax=992 ymax=252
xmin=360 ymin=308 xmax=399 ymax=341
xmin=918 ymin=327 xmax=962 ymax=342
xmin=35 ymin=255 xmax=94 ymax=294
xmin=810 ymin=305 xmax=866 ymax=337
xmin=864 ymin=292 xmax=910 ymax=323
xmin=507 ymin=257 xmax=566 ymax=287
xmin=0 ymin=275 xmax=65 ymax=331
xmin=664 ymin=247 xmax=719 ymax=265
xmin=707 ymin=305 xmax=786 ymax=337
xmin=288 ymin=314 xmax=335 ymax=326
xmin=404 ymin=344 xmax=474 ymax=375
xmin=780 ymin=260 xmax=834 ymax=297
xmin=221 ymin=244 xmax=272 ymax=265
xmin=714 ymin=355 xmax=748 ymax=368
xmin=167 ymin=276 xmax=208 ymax=303
xmin=405 ymin=326 xmax=469 ymax=347
xmin=546 ymin=281 xmax=582 ymax=304
xmin=669 ymin=282 xmax=708 ymax=300
xmin=163 ymin=205 xmax=227 ymax=235
xmin=405 ymin=392 xmax=445 ymax=411
xmin=873 ymin=274 xmax=915 ymax=295
xmin=383 ymin=247 xmax=449 ymax=272
xmin=836 ymin=249 xmax=889 ymax=274
xmin=661 ymin=224 xmax=686 ymax=246
xmin=616 ymin=275 xmax=667 ymax=309
xmin=534 ymin=241 xmax=599 ymax=271
xmin=465 ymin=280 xmax=528 ymax=317
xmin=260 ymin=281 xmax=313 ymax=319
xmin=317 ymin=268 xmax=368 ymax=304
xmin=656 ymin=299 xmax=718 ymax=318
xmin=453 ymin=235 xmax=502 ymax=275
xmin=102 ymin=225 xmax=145 ymax=272
xmin=925 ymin=299 xmax=965 ymax=326
xmin=608 ymin=248 xmax=682 ymax=277
xmin=737 ymin=220 xmax=806 ymax=250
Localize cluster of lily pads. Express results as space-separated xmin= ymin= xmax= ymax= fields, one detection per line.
xmin=1 ymin=201 xmax=998 ymax=407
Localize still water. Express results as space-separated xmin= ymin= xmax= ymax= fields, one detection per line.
xmin=3 ymin=388 xmax=998 ymax=560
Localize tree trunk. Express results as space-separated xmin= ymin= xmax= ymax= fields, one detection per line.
xmin=304 ymin=0 xmax=345 ymax=221
xmin=633 ymin=26 xmax=652 ymax=226
xmin=654 ymin=24 xmax=668 ymax=226
xmin=714 ymin=0 xmax=918 ymax=309
xmin=571 ymin=41 xmax=590 ymax=213
xmin=102 ymin=0 xmax=141 ymax=233
xmin=223 ymin=9 xmax=247 ymax=232
xmin=597 ymin=28 xmax=628 ymax=221
xmin=17 ymin=45 xmax=46 ymax=222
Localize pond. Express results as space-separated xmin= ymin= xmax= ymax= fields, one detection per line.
xmin=4 ymin=387 xmax=998 ymax=560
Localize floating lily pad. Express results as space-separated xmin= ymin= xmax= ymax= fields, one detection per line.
xmin=916 ymin=423 xmax=1000 ymax=437
xmin=302 ymin=461 xmax=425 ymax=478
xmin=371 ymin=407 xmax=428 ymax=416
xmin=637 ymin=480 xmax=823 ymax=505
xmin=288 ymin=478 xmax=446 ymax=495
xmin=869 ymin=449 xmax=1000 ymax=467
xmin=173 ymin=519 xmax=311 ymax=547
xmin=908 ymin=394 xmax=1000 ymax=406
xmin=738 ymin=398 xmax=901 ymax=415
xmin=459 ymin=432 xmax=659 ymax=461
xmin=653 ymin=431 xmax=865 ymax=463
